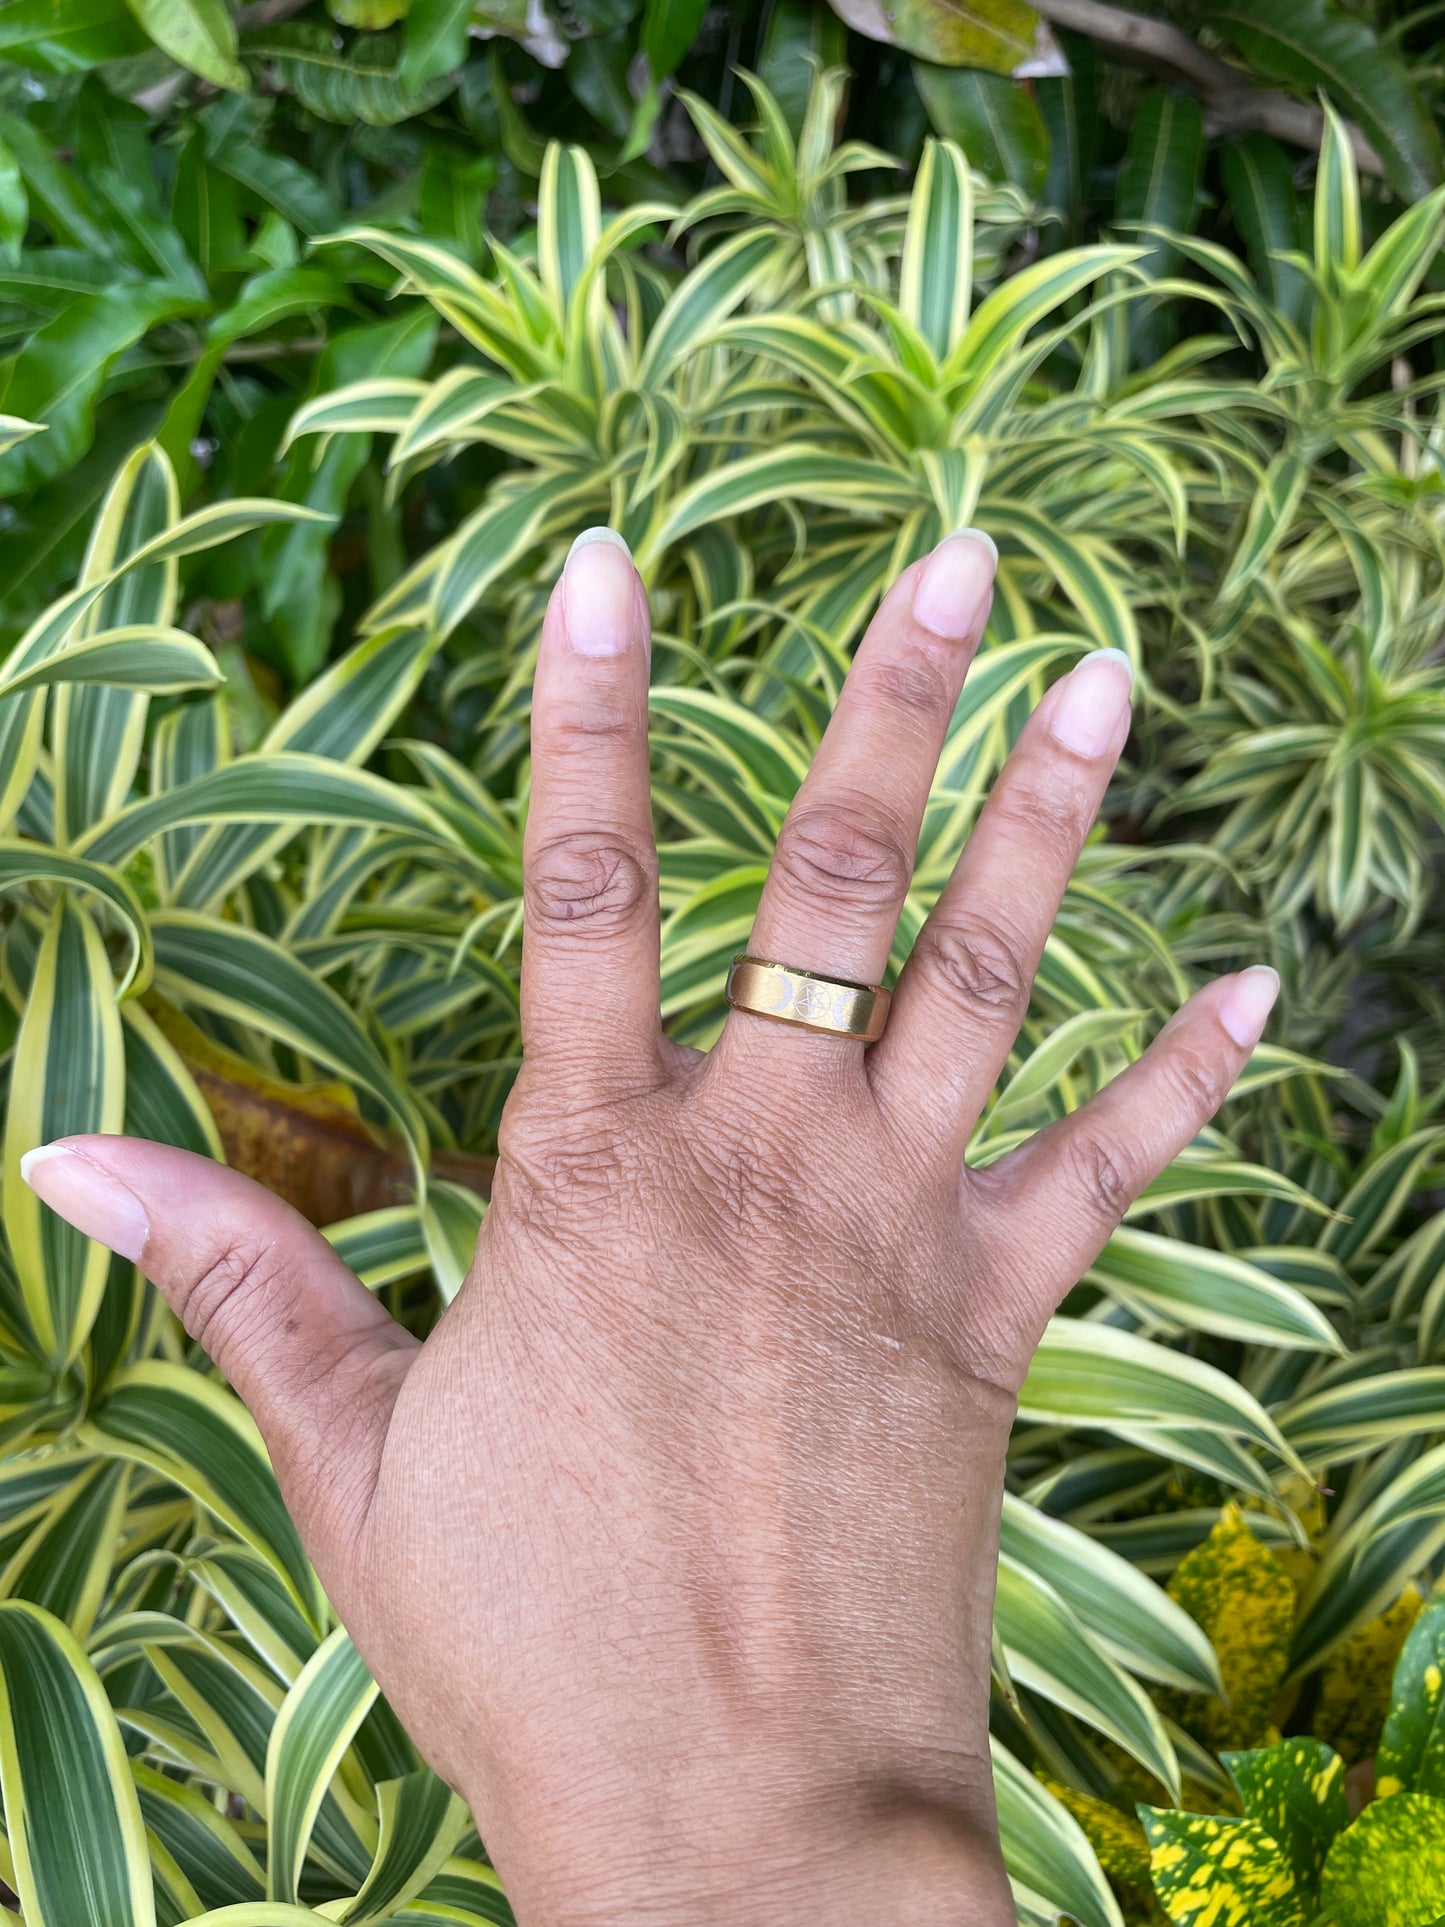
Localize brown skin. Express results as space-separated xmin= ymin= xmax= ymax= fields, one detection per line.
xmin=27 ymin=531 xmax=1275 ymax=1923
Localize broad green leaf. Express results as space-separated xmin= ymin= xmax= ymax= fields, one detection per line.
xmin=826 ymin=0 xmax=1038 ymax=72
xmin=245 ymin=22 xmax=459 ymax=126
xmin=324 ymin=1207 xmax=429 ymax=1289
xmin=0 ymin=842 xmax=150 ymax=995
xmin=126 ymin=0 xmax=245 ymax=88
xmin=1377 ymin=1594 xmax=1445 ymax=1799
xmin=1139 ymin=1806 xmax=1303 ymax=1927
xmin=1319 ymin=1793 xmax=1445 ymax=1927
xmin=0 ymin=624 xmax=221 ymax=696
xmin=1115 ymin=89 xmax=1204 ymax=281
xmin=0 ymin=1601 xmax=154 ymax=1927
xmin=1222 ymin=1738 xmax=1347 ymax=1897
xmin=641 ymin=0 xmax=707 ymax=78
xmin=266 ymin=1627 xmax=378 ymax=1903
xmin=400 ymin=0 xmax=471 ymax=88
xmin=1280 ymin=1369 xmax=1445 ymax=1463
xmin=1 ymin=894 xmax=124 ymax=1368
xmin=81 ymin=753 xmax=460 ymax=871
xmin=1205 ymin=0 xmax=1444 ymax=203
xmin=912 ymin=65 xmax=1048 ymax=198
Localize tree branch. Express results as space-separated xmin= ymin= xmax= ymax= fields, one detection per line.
xmin=1030 ymin=0 xmax=1386 ymax=179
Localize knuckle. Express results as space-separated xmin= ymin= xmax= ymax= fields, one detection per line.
xmin=1160 ymin=1044 xmax=1227 ymax=1118
xmin=772 ymin=804 xmax=912 ymax=911
xmin=535 ymin=695 xmax=644 ymax=756
xmin=915 ymin=917 xmax=1032 ymax=1021
xmin=1061 ymin=1131 xmax=1135 ymax=1222
xmin=989 ymin=777 xmax=1084 ymax=858
xmin=526 ymin=830 xmax=655 ymax=934
xmin=182 ymin=1236 xmax=287 ymax=1359
xmin=852 ymin=654 xmax=951 ymax=723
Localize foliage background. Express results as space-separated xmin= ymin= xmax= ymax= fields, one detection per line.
xmin=0 ymin=1 xmax=1444 ymax=1924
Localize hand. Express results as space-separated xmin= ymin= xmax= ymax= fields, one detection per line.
xmin=23 ymin=528 xmax=1278 ymax=1924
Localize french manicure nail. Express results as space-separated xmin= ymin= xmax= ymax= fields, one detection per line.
xmin=911 ymin=529 xmax=997 ymax=641
xmin=19 ymin=1142 xmax=149 ymax=1263
xmin=563 ymin=527 xmax=638 ymax=657
xmin=1218 ymin=965 xmax=1280 ymax=1049
xmin=1048 ymin=649 xmax=1134 ymax=759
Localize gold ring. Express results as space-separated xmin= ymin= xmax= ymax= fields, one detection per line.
xmin=725 ymin=955 xmax=890 ymax=1043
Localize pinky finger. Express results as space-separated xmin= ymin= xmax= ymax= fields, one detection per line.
xmin=969 ymin=966 xmax=1280 ymax=1351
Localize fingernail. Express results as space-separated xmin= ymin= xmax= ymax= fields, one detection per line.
xmin=563 ymin=528 xmax=637 ymax=657
xmin=1048 ymin=649 xmax=1134 ymax=759
xmin=19 ymin=1142 xmax=149 ymax=1263
xmin=1218 ymin=966 xmax=1280 ymax=1048
xmin=911 ymin=529 xmax=997 ymax=641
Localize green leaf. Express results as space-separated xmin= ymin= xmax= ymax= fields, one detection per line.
xmin=1139 ymin=1805 xmax=1304 ymax=1927
xmin=81 ymin=752 xmax=460 ymax=872
xmin=266 ymin=1627 xmax=378 ymax=1903
xmin=0 ymin=1601 xmax=154 ymax=1927
xmin=1377 ymin=1595 xmax=1445 ymax=1799
xmin=400 ymin=0 xmax=471 ymax=87
xmin=900 ymin=138 xmax=973 ymax=360
xmin=641 ymin=0 xmax=708 ymax=78
xmin=1219 ymin=135 xmax=1309 ymax=328
xmin=1020 ymin=1320 xmax=1295 ymax=1465
xmin=0 ymin=132 xmax=26 ymax=262
xmin=992 ymin=1739 xmax=1122 ymax=1927
xmin=1221 ymin=1738 xmax=1347 ymax=1897
xmin=912 ymin=65 xmax=1048 ymax=198
xmin=999 ymin=1494 xmax=1220 ymax=1694
xmin=0 ymin=624 xmax=221 ymax=696
xmin=82 ymin=1362 xmax=321 ymax=1622
xmin=125 ymin=0 xmax=246 ymax=88
xmin=1116 ymin=88 xmax=1203 ymax=254
xmin=0 ymin=1460 xmax=129 ymax=1638
xmin=0 ymin=284 xmax=200 ymax=494
xmin=826 ymin=0 xmax=1038 ymax=71
xmin=1319 ymin=1793 xmax=1445 ymax=1927
xmin=343 ymin=1771 xmax=471 ymax=1924
xmin=996 ymin=1554 xmax=1179 ymax=1792
xmin=0 ymin=0 xmax=147 ymax=71
xmin=1088 ymin=1227 xmax=1342 ymax=1353
xmin=245 ymin=23 xmax=459 ymax=126
xmin=1203 ymin=0 xmax=1444 ymax=202
xmin=1 ymin=895 xmax=125 ymax=1369
xmin=133 ymin=1765 xmax=265 ymax=1912
xmin=149 ymin=912 xmax=428 ymax=1171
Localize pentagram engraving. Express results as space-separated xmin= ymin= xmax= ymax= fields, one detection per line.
xmin=789 ymin=979 xmax=840 ymax=1024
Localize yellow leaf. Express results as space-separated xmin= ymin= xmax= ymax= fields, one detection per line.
xmin=1161 ymin=1504 xmax=1295 ymax=1750
xmin=1314 ymin=1586 xmax=1423 ymax=1764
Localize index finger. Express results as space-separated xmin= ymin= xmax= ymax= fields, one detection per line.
xmin=521 ymin=529 xmax=661 ymax=1076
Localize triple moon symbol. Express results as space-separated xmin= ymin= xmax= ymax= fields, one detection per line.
xmin=790 ymin=980 xmax=839 ymax=1023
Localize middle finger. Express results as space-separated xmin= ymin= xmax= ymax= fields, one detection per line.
xmin=721 ymin=531 xmax=997 ymax=1064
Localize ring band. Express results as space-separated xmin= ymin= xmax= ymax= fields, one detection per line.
xmin=725 ymin=955 xmax=891 ymax=1043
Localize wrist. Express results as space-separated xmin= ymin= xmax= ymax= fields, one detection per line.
xmin=480 ymin=1754 xmax=1014 ymax=1926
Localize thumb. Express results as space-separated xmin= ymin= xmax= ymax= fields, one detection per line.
xmin=21 ymin=1134 xmax=417 ymax=1570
